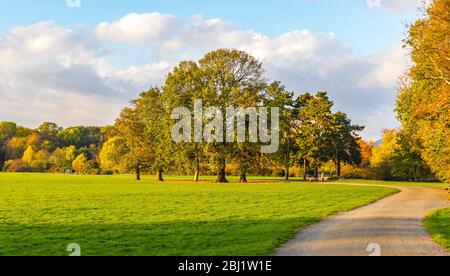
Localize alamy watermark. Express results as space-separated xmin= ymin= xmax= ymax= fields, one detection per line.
xmin=66 ymin=0 xmax=81 ymax=8
xmin=67 ymin=243 xmax=81 ymax=256
xmin=366 ymin=0 xmax=382 ymax=8
xmin=171 ymin=100 xmax=280 ymax=154
xmin=367 ymin=243 xmax=381 ymax=256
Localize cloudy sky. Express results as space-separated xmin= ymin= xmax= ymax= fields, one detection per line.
xmin=0 ymin=0 xmax=425 ymax=140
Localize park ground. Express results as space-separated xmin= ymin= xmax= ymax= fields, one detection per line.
xmin=425 ymin=208 xmax=450 ymax=251
xmin=0 ymin=173 xmax=448 ymax=256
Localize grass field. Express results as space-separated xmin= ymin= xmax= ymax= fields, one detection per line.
xmin=0 ymin=173 xmax=397 ymax=256
xmin=425 ymin=208 xmax=450 ymax=251
xmin=336 ymin=179 xmax=448 ymax=188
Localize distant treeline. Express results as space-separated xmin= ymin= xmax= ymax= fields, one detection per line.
xmin=0 ymin=120 xmax=437 ymax=182
xmin=0 ymin=122 xmax=113 ymax=174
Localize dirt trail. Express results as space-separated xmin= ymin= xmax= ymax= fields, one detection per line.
xmin=276 ymin=184 xmax=449 ymax=256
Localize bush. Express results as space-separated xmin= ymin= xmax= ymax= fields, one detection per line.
xmin=273 ymin=169 xmax=285 ymax=178
xmin=83 ymin=160 xmax=100 ymax=175
xmin=341 ymin=165 xmax=379 ymax=180
xmin=3 ymin=159 xmax=43 ymax=172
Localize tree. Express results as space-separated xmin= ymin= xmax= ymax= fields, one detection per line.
xmin=163 ymin=49 xmax=266 ymax=183
xmin=371 ymin=130 xmax=398 ymax=167
xmin=163 ymin=61 xmax=207 ymax=182
xmin=51 ymin=146 xmax=77 ymax=172
xmin=31 ymin=150 xmax=52 ymax=171
xmin=58 ymin=126 xmax=102 ymax=149
xmin=390 ymin=132 xmax=434 ymax=181
xmin=115 ymin=88 xmax=169 ymax=181
xmin=72 ymin=154 xmax=88 ymax=174
xmin=99 ymin=137 xmax=130 ymax=173
xmin=135 ymin=87 xmax=172 ymax=181
xmin=370 ymin=130 xmax=399 ymax=180
xmin=38 ymin=122 xmax=62 ymax=137
xmin=358 ymin=140 xmax=373 ymax=168
xmin=397 ymin=0 xmax=450 ymax=183
xmin=330 ymin=112 xmax=364 ymax=177
xmin=198 ymin=49 xmax=266 ymax=183
xmin=263 ymin=81 xmax=296 ymax=181
xmin=0 ymin=122 xmax=17 ymax=169
xmin=5 ymin=136 xmax=28 ymax=160
xmin=294 ymin=92 xmax=335 ymax=180
xmin=22 ymin=146 xmax=35 ymax=165
xmin=115 ymin=107 xmax=149 ymax=181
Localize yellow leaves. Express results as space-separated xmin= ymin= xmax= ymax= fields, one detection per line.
xmin=370 ymin=130 xmax=399 ymax=167
xmin=358 ymin=140 xmax=373 ymax=167
xmin=22 ymin=146 xmax=35 ymax=165
xmin=99 ymin=137 xmax=128 ymax=172
xmin=397 ymin=0 xmax=450 ymax=183
xmin=72 ymin=154 xmax=87 ymax=174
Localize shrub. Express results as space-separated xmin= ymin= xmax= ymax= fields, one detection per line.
xmin=3 ymin=159 xmax=43 ymax=172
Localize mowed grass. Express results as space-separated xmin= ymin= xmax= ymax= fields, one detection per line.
xmin=336 ymin=179 xmax=448 ymax=188
xmin=0 ymin=173 xmax=397 ymax=256
xmin=425 ymin=208 xmax=450 ymax=251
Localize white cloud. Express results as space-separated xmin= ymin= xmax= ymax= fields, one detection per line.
xmin=0 ymin=21 xmax=166 ymax=128
xmin=382 ymin=0 xmax=422 ymax=12
xmin=114 ymin=62 xmax=171 ymax=87
xmin=95 ymin=13 xmax=177 ymax=43
xmin=161 ymin=15 xmax=403 ymax=140
xmin=359 ymin=44 xmax=409 ymax=89
xmin=365 ymin=0 xmax=424 ymax=12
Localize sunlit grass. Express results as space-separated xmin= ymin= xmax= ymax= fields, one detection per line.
xmin=336 ymin=178 xmax=447 ymax=188
xmin=425 ymin=208 xmax=450 ymax=252
xmin=0 ymin=173 xmax=396 ymax=256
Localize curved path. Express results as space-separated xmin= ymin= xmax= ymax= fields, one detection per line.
xmin=276 ymin=184 xmax=449 ymax=256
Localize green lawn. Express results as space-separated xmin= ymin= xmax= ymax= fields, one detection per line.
xmin=336 ymin=179 xmax=448 ymax=188
xmin=425 ymin=208 xmax=450 ymax=251
xmin=0 ymin=173 xmax=397 ymax=256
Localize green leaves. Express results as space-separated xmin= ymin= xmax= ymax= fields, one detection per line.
xmin=397 ymin=0 xmax=450 ymax=183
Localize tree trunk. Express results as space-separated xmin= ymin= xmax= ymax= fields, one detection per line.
xmin=135 ymin=164 xmax=141 ymax=181
xmin=194 ymin=169 xmax=200 ymax=182
xmin=314 ymin=167 xmax=319 ymax=181
xmin=194 ymin=156 xmax=200 ymax=182
xmin=303 ymin=159 xmax=308 ymax=181
xmin=284 ymin=166 xmax=290 ymax=182
xmin=285 ymin=131 xmax=291 ymax=181
xmin=216 ymin=159 xmax=229 ymax=183
xmin=414 ymin=164 xmax=418 ymax=182
xmin=0 ymin=151 xmax=5 ymax=171
xmin=336 ymin=156 xmax=341 ymax=178
xmin=240 ymin=173 xmax=248 ymax=183
xmin=156 ymin=169 xmax=164 ymax=182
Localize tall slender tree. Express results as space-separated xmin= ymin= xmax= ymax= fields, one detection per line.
xmin=294 ymin=92 xmax=334 ymax=180
xmin=330 ymin=112 xmax=364 ymax=177
xmin=263 ymin=81 xmax=296 ymax=181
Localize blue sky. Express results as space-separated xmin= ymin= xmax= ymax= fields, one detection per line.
xmin=0 ymin=0 xmax=419 ymax=55
xmin=0 ymin=0 xmax=424 ymax=140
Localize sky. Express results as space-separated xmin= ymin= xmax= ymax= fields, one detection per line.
xmin=0 ymin=0 xmax=426 ymax=140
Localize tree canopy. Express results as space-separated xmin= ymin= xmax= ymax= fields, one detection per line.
xmin=396 ymin=0 xmax=450 ymax=183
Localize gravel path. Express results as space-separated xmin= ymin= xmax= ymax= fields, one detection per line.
xmin=276 ymin=184 xmax=450 ymax=256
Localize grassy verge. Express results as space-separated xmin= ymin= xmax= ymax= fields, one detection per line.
xmin=424 ymin=208 xmax=450 ymax=252
xmin=335 ymin=179 xmax=447 ymax=188
xmin=0 ymin=173 xmax=397 ymax=256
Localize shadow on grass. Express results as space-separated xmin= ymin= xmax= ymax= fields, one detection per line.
xmin=0 ymin=217 xmax=321 ymax=256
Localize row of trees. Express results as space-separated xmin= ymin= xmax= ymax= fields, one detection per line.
xmin=341 ymin=130 xmax=435 ymax=182
xmin=396 ymin=0 xmax=449 ymax=184
xmin=1 ymin=32 xmax=447 ymax=184
xmin=101 ymin=49 xmax=364 ymax=183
